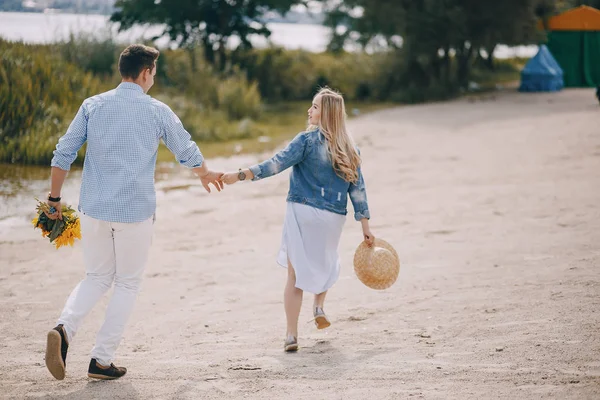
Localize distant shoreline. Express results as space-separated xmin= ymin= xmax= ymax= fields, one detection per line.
xmin=0 ymin=9 xmax=325 ymax=25
xmin=0 ymin=9 xmax=110 ymax=15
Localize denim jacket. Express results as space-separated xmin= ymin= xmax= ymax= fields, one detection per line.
xmin=249 ymin=129 xmax=370 ymax=221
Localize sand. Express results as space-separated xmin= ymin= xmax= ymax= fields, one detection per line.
xmin=1 ymin=89 xmax=599 ymax=399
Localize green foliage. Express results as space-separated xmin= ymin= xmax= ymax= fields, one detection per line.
xmin=0 ymin=39 xmax=107 ymax=164
xmin=1 ymin=118 xmax=71 ymax=165
xmin=324 ymin=0 xmax=543 ymax=92
xmin=56 ymin=32 xmax=120 ymax=77
xmin=156 ymin=92 xmax=260 ymax=143
xmin=558 ymin=0 xmax=600 ymax=11
xmin=111 ymin=0 xmax=303 ymax=69
xmin=232 ymin=47 xmax=382 ymax=102
xmin=157 ymin=48 xmax=263 ymax=121
xmin=217 ymin=76 xmax=262 ymax=120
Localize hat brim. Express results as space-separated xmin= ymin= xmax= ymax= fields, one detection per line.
xmin=353 ymin=238 xmax=400 ymax=290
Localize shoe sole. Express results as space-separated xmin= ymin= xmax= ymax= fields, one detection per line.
xmin=87 ymin=373 xmax=124 ymax=380
xmin=45 ymin=330 xmax=65 ymax=380
xmin=284 ymin=343 xmax=298 ymax=352
xmin=315 ymin=315 xmax=331 ymax=330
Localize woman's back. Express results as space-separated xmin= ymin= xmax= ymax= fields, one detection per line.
xmin=291 ymin=129 xmax=353 ymax=204
xmin=249 ymin=128 xmax=370 ymax=221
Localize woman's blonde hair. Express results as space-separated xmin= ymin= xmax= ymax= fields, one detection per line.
xmin=309 ymin=87 xmax=361 ymax=183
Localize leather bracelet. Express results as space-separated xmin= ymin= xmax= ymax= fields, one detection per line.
xmin=48 ymin=193 xmax=61 ymax=202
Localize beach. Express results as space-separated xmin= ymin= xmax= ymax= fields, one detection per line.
xmin=1 ymin=89 xmax=599 ymax=399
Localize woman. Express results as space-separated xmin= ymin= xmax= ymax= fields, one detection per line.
xmin=220 ymin=87 xmax=374 ymax=352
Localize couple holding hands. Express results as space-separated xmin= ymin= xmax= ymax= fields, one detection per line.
xmin=44 ymin=44 xmax=373 ymax=381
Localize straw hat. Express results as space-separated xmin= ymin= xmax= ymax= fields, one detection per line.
xmin=353 ymin=238 xmax=400 ymax=290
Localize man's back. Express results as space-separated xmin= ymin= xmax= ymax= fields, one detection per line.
xmin=51 ymin=82 xmax=204 ymax=223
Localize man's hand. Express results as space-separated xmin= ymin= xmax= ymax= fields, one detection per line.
xmin=45 ymin=200 xmax=63 ymax=220
xmin=220 ymin=172 xmax=239 ymax=185
xmin=199 ymin=171 xmax=224 ymax=193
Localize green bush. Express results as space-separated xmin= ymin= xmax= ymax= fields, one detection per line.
xmin=154 ymin=93 xmax=259 ymax=143
xmin=157 ymin=48 xmax=262 ymax=120
xmin=55 ymin=32 xmax=120 ymax=77
xmin=217 ymin=75 xmax=262 ymax=120
xmin=0 ymin=117 xmax=69 ymax=165
xmin=231 ymin=48 xmax=381 ymax=102
xmin=0 ymin=39 xmax=107 ymax=164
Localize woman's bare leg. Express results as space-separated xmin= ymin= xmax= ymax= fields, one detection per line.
xmin=314 ymin=291 xmax=327 ymax=311
xmin=284 ymin=261 xmax=303 ymax=338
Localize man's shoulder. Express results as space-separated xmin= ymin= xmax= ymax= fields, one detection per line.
xmin=147 ymin=97 xmax=172 ymax=114
xmin=148 ymin=98 xmax=183 ymax=128
xmin=82 ymin=89 xmax=117 ymax=109
xmin=86 ymin=88 xmax=117 ymax=102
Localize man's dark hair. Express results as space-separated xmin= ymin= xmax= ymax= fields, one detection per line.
xmin=118 ymin=44 xmax=160 ymax=80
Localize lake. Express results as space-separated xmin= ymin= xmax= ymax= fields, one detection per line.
xmin=0 ymin=11 xmax=333 ymax=51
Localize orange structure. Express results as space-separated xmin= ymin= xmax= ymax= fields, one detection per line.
xmin=545 ymin=5 xmax=600 ymax=31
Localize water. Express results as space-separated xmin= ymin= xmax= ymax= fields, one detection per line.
xmin=0 ymin=11 xmax=333 ymax=51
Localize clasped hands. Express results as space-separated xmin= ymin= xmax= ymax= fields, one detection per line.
xmin=197 ymin=168 xmax=249 ymax=192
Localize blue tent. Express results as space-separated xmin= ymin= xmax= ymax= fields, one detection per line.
xmin=519 ymin=45 xmax=564 ymax=92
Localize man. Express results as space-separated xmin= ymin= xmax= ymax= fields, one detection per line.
xmin=44 ymin=44 xmax=223 ymax=380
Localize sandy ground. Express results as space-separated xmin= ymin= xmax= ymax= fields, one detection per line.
xmin=1 ymin=89 xmax=599 ymax=399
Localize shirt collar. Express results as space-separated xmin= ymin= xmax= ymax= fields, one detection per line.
xmin=117 ymin=82 xmax=145 ymax=93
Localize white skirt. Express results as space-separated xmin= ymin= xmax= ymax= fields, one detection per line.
xmin=277 ymin=202 xmax=346 ymax=294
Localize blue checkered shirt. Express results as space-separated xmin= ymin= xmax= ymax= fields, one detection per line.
xmin=51 ymin=82 xmax=204 ymax=223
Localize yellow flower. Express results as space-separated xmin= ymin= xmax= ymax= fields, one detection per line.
xmin=33 ymin=198 xmax=81 ymax=249
xmin=32 ymin=216 xmax=50 ymax=237
xmin=54 ymin=217 xmax=81 ymax=249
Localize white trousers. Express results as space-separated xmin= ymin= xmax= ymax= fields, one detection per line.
xmin=57 ymin=214 xmax=154 ymax=366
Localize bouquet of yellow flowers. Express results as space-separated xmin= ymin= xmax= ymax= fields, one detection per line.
xmin=32 ymin=198 xmax=81 ymax=249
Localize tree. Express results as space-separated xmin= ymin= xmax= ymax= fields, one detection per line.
xmin=569 ymin=0 xmax=600 ymax=9
xmin=110 ymin=0 xmax=303 ymax=70
xmin=324 ymin=0 xmax=543 ymax=91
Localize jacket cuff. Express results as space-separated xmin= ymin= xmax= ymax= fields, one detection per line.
xmin=354 ymin=209 xmax=370 ymax=221
xmin=249 ymin=164 xmax=263 ymax=181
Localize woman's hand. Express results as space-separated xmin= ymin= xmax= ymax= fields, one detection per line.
xmin=363 ymin=228 xmax=375 ymax=247
xmin=220 ymin=172 xmax=239 ymax=185
xmin=360 ymin=218 xmax=375 ymax=247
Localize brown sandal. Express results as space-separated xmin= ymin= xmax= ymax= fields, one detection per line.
xmin=314 ymin=307 xmax=331 ymax=330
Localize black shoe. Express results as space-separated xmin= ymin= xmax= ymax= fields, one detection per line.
xmin=87 ymin=358 xmax=127 ymax=380
xmin=45 ymin=324 xmax=69 ymax=380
